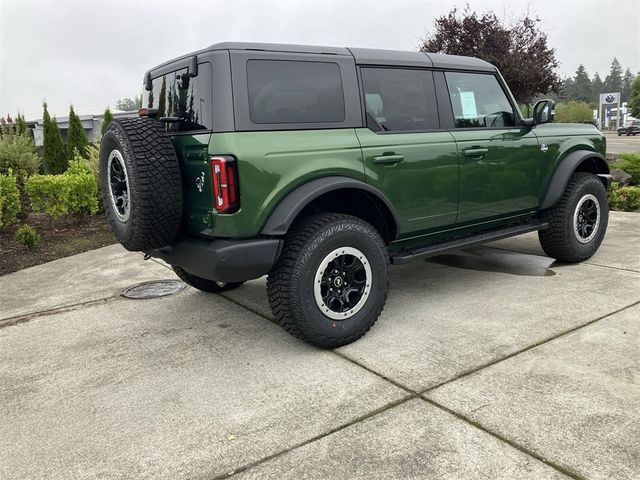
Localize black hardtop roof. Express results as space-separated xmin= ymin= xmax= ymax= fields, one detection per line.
xmin=146 ymin=41 xmax=496 ymax=74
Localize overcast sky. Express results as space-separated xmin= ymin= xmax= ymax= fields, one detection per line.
xmin=1 ymin=0 xmax=638 ymax=120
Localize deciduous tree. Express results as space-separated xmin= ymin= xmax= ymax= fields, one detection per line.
xmin=420 ymin=7 xmax=562 ymax=106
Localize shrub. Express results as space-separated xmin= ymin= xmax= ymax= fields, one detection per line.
xmin=608 ymin=182 xmax=640 ymax=211
xmin=610 ymin=153 xmax=640 ymax=185
xmin=0 ymin=169 xmax=21 ymax=228
xmin=15 ymin=224 xmax=40 ymax=248
xmin=554 ymin=101 xmax=594 ymax=124
xmin=0 ymin=131 xmax=39 ymax=183
xmin=26 ymin=174 xmax=70 ymax=219
xmin=65 ymin=171 xmax=99 ymax=215
xmin=26 ymin=169 xmax=99 ymax=220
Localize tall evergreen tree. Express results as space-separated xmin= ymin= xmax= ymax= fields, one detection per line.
xmin=622 ymin=68 xmax=634 ymax=102
xmin=42 ymin=102 xmax=67 ymax=174
xmin=67 ymin=105 xmax=89 ymax=159
xmin=16 ymin=113 xmax=30 ymax=137
xmin=604 ymin=58 xmax=623 ymax=93
xmin=101 ymin=108 xmax=113 ymax=136
xmin=592 ymin=73 xmax=604 ymax=103
xmin=628 ymin=75 xmax=640 ymax=118
xmin=561 ymin=77 xmax=575 ymax=100
xmin=572 ymin=65 xmax=592 ymax=103
xmin=157 ymin=76 xmax=167 ymax=117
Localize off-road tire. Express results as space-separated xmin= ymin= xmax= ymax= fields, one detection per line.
xmin=99 ymin=118 xmax=182 ymax=251
xmin=172 ymin=266 xmax=244 ymax=293
xmin=267 ymin=213 xmax=389 ymax=348
xmin=538 ymin=172 xmax=608 ymax=263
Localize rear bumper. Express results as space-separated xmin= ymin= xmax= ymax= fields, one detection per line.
xmin=149 ymin=237 xmax=282 ymax=283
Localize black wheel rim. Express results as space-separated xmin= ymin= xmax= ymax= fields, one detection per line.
xmin=108 ymin=150 xmax=130 ymax=222
xmin=314 ymin=247 xmax=371 ymax=320
xmin=573 ymin=194 xmax=600 ymax=244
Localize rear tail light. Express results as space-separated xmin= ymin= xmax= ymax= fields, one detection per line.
xmin=210 ymin=156 xmax=239 ymax=213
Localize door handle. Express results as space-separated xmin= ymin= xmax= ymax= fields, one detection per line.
xmin=463 ymin=148 xmax=488 ymax=157
xmin=373 ymin=153 xmax=404 ymax=165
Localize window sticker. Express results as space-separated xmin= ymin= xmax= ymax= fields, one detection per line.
xmin=459 ymin=91 xmax=478 ymax=118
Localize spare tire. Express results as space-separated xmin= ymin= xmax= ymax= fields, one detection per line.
xmin=99 ymin=118 xmax=183 ymax=251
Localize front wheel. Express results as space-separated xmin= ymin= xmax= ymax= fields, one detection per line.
xmin=267 ymin=214 xmax=389 ymax=348
xmin=538 ymin=172 xmax=608 ymax=263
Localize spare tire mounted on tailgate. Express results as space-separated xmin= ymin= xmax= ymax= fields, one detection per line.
xmin=99 ymin=118 xmax=183 ymax=251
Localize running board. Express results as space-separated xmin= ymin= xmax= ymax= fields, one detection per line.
xmin=390 ymin=221 xmax=548 ymax=265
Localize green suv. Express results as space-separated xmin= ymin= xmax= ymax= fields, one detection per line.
xmin=100 ymin=42 xmax=612 ymax=348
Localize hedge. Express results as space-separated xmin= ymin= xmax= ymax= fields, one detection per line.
xmin=0 ymin=169 xmax=20 ymax=228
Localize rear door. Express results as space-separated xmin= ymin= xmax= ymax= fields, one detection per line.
xmin=357 ymin=67 xmax=458 ymax=237
xmin=442 ymin=71 xmax=541 ymax=223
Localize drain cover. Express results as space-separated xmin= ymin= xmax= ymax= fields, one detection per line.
xmin=120 ymin=280 xmax=186 ymax=299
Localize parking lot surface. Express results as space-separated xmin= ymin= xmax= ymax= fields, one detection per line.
xmin=1 ymin=212 xmax=639 ymax=479
xmin=605 ymin=132 xmax=640 ymax=154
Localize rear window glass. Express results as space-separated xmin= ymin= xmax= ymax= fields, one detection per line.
xmin=246 ymin=60 xmax=345 ymax=124
xmin=143 ymin=62 xmax=212 ymax=132
xmin=361 ymin=67 xmax=439 ymax=132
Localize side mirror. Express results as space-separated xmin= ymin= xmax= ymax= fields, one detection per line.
xmin=144 ymin=72 xmax=152 ymax=92
xmin=189 ymin=56 xmax=198 ymax=78
xmin=532 ymin=99 xmax=555 ymax=125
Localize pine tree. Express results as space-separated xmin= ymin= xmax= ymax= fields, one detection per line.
xmin=16 ymin=113 xmax=30 ymax=137
xmin=561 ymin=77 xmax=574 ymax=100
xmin=629 ymin=75 xmax=640 ymax=118
xmin=101 ymin=108 xmax=113 ymax=136
xmin=42 ymin=103 xmax=67 ymax=174
xmin=592 ymin=73 xmax=604 ymax=103
xmin=572 ymin=65 xmax=592 ymax=103
xmin=604 ymin=58 xmax=623 ymax=94
xmin=622 ymin=68 xmax=634 ymax=102
xmin=157 ymin=76 xmax=167 ymax=117
xmin=67 ymin=105 xmax=89 ymax=159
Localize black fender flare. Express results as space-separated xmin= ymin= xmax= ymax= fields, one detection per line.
xmin=260 ymin=176 xmax=400 ymax=238
xmin=541 ymin=151 xmax=610 ymax=209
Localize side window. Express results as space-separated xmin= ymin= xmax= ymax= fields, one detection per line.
xmin=360 ymin=68 xmax=438 ymax=132
xmin=144 ymin=63 xmax=213 ymax=132
xmin=246 ymin=60 xmax=345 ymax=124
xmin=445 ymin=72 xmax=515 ymax=128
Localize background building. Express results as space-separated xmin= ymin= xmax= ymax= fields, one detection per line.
xmin=30 ymin=111 xmax=137 ymax=147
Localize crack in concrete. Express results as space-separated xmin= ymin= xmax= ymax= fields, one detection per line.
xmin=214 ymin=291 xmax=640 ymax=480
xmin=420 ymin=397 xmax=587 ymax=480
xmin=0 ymin=296 xmax=119 ymax=329
xmin=419 ymin=299 xmax=640 ymax=395
xmin=3 ymin=270 xmax=637 ymax=479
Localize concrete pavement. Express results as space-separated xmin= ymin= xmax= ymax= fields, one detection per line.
xmin=1 ymin=212 xmax=639 ymax=479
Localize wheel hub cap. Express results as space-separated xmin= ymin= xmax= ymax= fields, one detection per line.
xmin=107 ymin=149 xmax=130 ymax=222
xmin=314 ymin=247 xmax=372 ymax=320
xmin=573 ymin=194 xmax=600 ymax=244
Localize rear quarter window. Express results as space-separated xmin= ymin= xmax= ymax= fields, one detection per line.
xmin=246 ymin=60 xmax=345 ymax=124
xmin=144 ymin=62 xmax=213 ymax=132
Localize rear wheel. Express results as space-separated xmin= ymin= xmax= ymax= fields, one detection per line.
xmin=267 ymin=214 xmax=389 ymax=348
xmin=538 ymin=172 xmax=608 ymax=263
xmin=172 ymin=266 xmax=244 ymax=293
